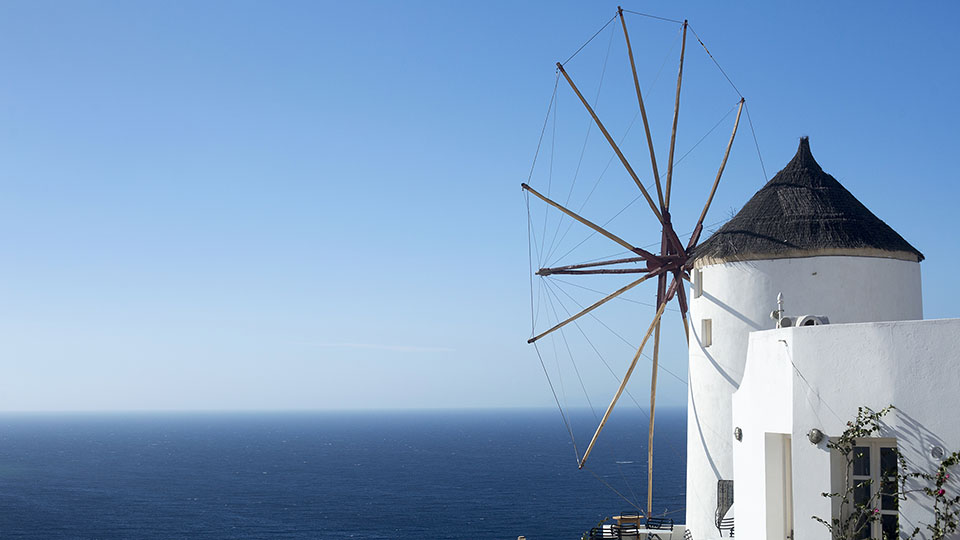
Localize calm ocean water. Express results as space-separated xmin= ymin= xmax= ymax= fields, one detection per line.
xmin=0 ymin=409 xmax=685 ymax=539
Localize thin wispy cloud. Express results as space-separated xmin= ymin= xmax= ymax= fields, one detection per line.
xmin=308 ymin=342 xmax=456 ymax=353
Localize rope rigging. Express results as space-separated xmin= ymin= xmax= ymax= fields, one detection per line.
xmin=688 ymin=25 xmax=742 ymax=99
xmin=523 ymin=8 xmax=770 ymax=517
xmin=544 ymin=26 xmax=682 ymax=265
xmin=561 ymin=13 xmax=619 ymax=66
xmin=542 ymin=273 xmax=575 ymax=416
xmin=533 ymin=342 xmax=580 ymax=462
xmin=544 ymin=97 xmax=745 ymax=270
xmin=545 ymin=22 xmax=618 ymax=267
xmin=550 ymin=215 xmax=729 ymax=271
xmin=526 ymin=192 xmax=536 ymax=335
xmin=526 ymin=73 xmax=559 ymax=185
xmin=545 ymin=279 xmax=687 ymax=386
xmin=543 ymin=281 xmax=597 ymax=416
xmin=539 ymin=277 xmax=694 ymax=513
xmin=671 ymin=100 xmax=741 ymax=173
xmin=526 ymin=195 xmax=543 ymax=329
xmin=543 ymin=277 xmax=649 ymax=508
xmin=538 ymin=74 xmax=558 ymax=264
xmin=620 ymin=9 xmax=684 ymax=25
xmin=745 ymin=102 xmax=768 ymax=180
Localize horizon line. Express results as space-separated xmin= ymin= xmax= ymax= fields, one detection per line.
xmin=0 ymin=405 xmax=689 ymax=415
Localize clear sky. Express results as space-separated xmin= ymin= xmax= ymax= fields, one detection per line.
xmin=0 ymin=1 xmax=957 ymax=411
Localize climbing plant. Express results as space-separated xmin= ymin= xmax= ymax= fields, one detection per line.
xmin=812 ymin=405 xmax=960 ymax=540
xmin=813 ymin=405 xmax=896 ymax=540
xmin=905 ymin=452 xmax=960 ymax=539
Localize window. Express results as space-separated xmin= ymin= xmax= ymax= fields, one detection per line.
xmin=693 ymin=268 xmax=703 ymax=298
xmin=702 ymin=319 xmax=712 ymax=347
xmin=840 ymin=440 xmax=898 ymax=540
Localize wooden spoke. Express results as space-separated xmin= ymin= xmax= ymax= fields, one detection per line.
xmin=579 ymin=301 xmax=668 ymax=469
xmin=556 ymin=63 xmax=664 ymax=225
xmin=676 ymin=279 xmax=690 ymax=345
xmin=664 ymin=275 xmax=680 ymax=302
xmin=681 ymin=311 xmax=690 ymax=345
xmin=663 ymin=21 xmax=688 ymax=211
xmin=687 ymin=222 xmax=704 ymax=255
xmin=539 ymin=255 xmax=687 ymax=276
xmin=538 ymin=268 xmax=653 ymax=276
xmin=537 ymin=256 xmax=649 ymax=275
xmin=528 ymin=267 xmax=665 ymax=344
xmin=618 ymin=7 xmax=664 ymax=212
xmin=688 ymin=98 xmax=745 ymax=250
xmin=675 ymin=273 xmax=689 ymax=315
xmin=522 ymin=183 xmax=662 ymax=263
xmin=647 ymin=318 xmax=662 ymax=517
xmin=655 ymin=263 xmax=667 ymax=306
xmin=662 ymin=218 xmax=686 ymax=259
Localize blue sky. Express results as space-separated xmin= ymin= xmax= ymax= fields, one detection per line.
xmin=0 ymin=1 xmax=957 ymax=411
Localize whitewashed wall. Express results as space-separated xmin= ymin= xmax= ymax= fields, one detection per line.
xmin=686 ymin=255 xmax=921 ymax=539
xmin=732 ymin=319 xmax=960 ymax=540
xmin=731 ymin=335 xmax=794 ymax=540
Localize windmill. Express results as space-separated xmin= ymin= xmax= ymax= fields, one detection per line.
xmin=522 ymin=7 xmax=748 ymax=518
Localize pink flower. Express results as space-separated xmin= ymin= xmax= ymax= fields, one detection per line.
xmin=947 ymin=474 xmax=951 ymax=480
xmin=873 ymin=508 xmax=880 ymax=514
xmin=938 ymin=489 xmax=945 ymax=496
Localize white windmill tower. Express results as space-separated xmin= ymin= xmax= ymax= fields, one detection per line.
xmin=683 ymin=136 xmax=924 ymax=539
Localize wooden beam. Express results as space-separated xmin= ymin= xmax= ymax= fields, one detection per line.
xmin=663 ymin=21 xmax=688 ymax=211
xmin=646 ymin=209 xmax=669 ymax=515
xmin=688 ymin=98 xmax=745 ymax=250
xmin=647 ymin=318 xmax=662 ymax=517
xmin=556 ymin=63 xmax=663 ymax=224
xmin=522 ymin=183 xmax=661 ymax=263
xmin=681 ymin=311 xmax=690 ymax=345
xmin=537 ymin=256 xmax=649 ymax=275
xmin=675 ymin=275 xmax=690 ymax=345
xmin=538 ymin=268 xmax=653 ymax=276
xmin=662 ymin=216 xmax=686 ymax=259
xmin=663 ymin=275 xmax=680 ymax=302
xmin=618 ymin=6 xmax=664 ymax=212
xmin=528 ymin=267 xmax=665 ymax=344
xmin=579 ymin=301 xmax=668 ymax=469
xmin=538 ymin=254 xmax=689 ymax=276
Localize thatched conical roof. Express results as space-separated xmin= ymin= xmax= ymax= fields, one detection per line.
xmin=691 ymin=137 xmax=923 ymax=266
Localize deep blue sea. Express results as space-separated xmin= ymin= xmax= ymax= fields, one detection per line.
xmin=0 ymin=409 xmax=685 ymax=539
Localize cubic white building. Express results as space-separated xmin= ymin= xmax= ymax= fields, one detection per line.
xmin=684 ymin=138 xmax=954 ymax=540
xmin=732 ymin=318 xmax=960 ymax=540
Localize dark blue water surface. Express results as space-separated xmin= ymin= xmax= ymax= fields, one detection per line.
xmin=0 ymin=409 xmax=685 ymax=539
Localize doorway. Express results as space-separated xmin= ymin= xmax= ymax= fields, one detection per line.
xmin=765 ymin=433 xmax=794 ymax=540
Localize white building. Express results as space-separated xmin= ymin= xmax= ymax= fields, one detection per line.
xmin=732 ymin=318 xmax=960 ymax=540
xmin=685 ymin=138 xmax=955 ymax=540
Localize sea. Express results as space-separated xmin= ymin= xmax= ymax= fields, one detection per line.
xmin=0 ymin=408 xmax=686 ymax=539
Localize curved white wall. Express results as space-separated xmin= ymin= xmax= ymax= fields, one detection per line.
xmin=684 ymin=255 xmax=921 ymax=539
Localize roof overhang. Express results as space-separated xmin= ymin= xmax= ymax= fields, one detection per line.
xmin=693 ymin=247 xmax=922 ymax=269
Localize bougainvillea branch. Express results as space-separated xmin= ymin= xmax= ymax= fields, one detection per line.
xmin=813 ymin=405 xmax=960 ymax=540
